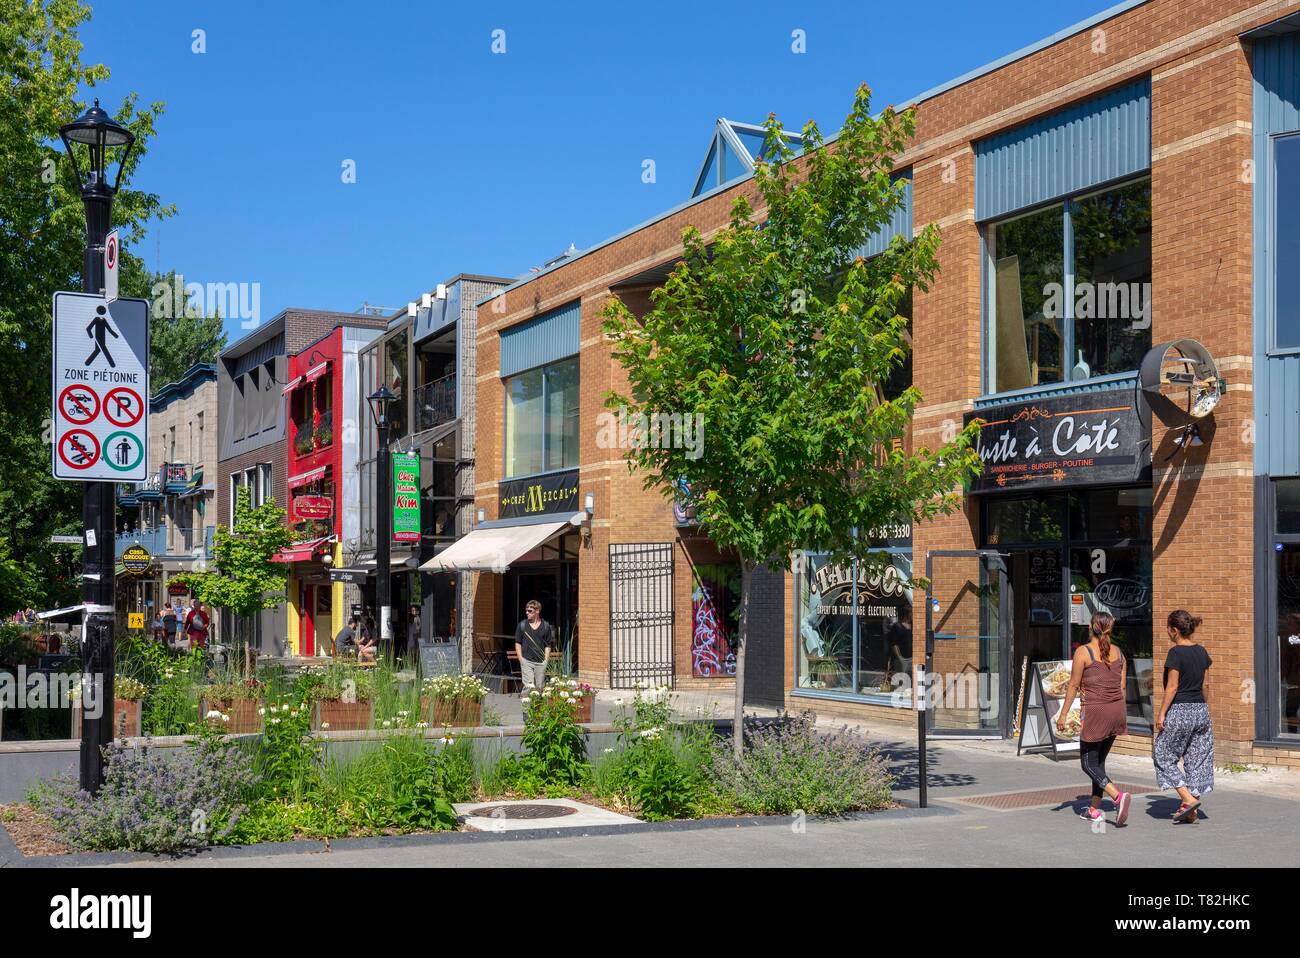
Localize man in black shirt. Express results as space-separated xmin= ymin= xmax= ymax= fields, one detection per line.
xmin=514 ymin=599 xmax=554 ymax=690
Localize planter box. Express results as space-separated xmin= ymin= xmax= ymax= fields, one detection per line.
xmin=422 ymin=696 xmax=482 ymax=728
xmin=314 ymin=699 xmax=373 ymax=731
xmin=71 ymin=699 xmax=142 ymax=739
xmin=524 ymin=695 xmax=594 ymax=724
xmin=200 ymin=699 xmax=264 ymax=733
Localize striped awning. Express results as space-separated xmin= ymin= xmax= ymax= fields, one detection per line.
xmin=281 ymin=376 xmax=303 ymax=396
xmin=304 ymin=361 xmax=331 ymax=383
xmin=288 ymin=466 xmax=327 ymax=490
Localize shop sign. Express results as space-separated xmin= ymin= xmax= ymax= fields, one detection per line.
xmin=121 ymin=545 xmax=152 ymax=575
xmin=393 ymin=452 xmax=421 ymax=542
xmin=965 ymin=387 xmax=1148 ymax=493
xmin=167 ymin=581 xmax=189 ymax=596
xmin=293 ymin=495 xmax=333 ymax=520
xmin=804 ymin=560 xmax=910 ymax=618
xmin=330 ymin=567 xmax=369 ymax=585
xmin=499 ymin=469 xmax=579 ymax=519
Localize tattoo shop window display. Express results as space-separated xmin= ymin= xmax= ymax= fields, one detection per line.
xmin=795 ymin=548 xmax=914 ymax=706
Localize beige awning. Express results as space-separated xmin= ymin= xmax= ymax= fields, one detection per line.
xmin=419 ymin=519 xmax=571 ymax=572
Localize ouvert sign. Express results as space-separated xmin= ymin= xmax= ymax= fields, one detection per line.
xmin=965 ymin=387 xmax=1150 ymax=494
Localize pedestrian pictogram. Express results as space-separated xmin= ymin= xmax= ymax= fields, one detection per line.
xmin=103 ymin=387 xmax=143 ymax=427
xmin=51 ymin=292 xmax=149 ymax=481
xmin=84 ymin=304 xmax=119 ymax=368
xmin=104 ymin=430 xmax=143 ymax=472
xmin=58 ymin=430 xmax=100 ymax=470
xmin=58 ymin=384 xmax=100 ymax=425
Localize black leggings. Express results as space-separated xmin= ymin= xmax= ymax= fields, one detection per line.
xmin=1079 ymin=736 xmax=1116 ymax=798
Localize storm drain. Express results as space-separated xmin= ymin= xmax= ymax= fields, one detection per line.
xmin=467 ymin=803 xmax=579 ymax=820
xmin=955 ymin=783 xmax=1158 ymax=811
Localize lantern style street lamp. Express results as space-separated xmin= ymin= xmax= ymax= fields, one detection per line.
xmin=59 ymin=100 xmax=136 ymax=794
xmin=367 ymin=386 xmax=398 ymax=647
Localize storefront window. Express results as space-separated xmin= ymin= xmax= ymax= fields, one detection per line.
xmin=1275 ymin=133 xmax=1300 ymax=350
xmin=504 ymin=356 xmax=579 ymax=478
xmin=1276 ymin=545 xmax=1300 ymax=736
xmin=795 ymin=551 xmax=913 ymax=706
xmin=988 ymin=178 xmax=1151 ymax=393
xmin=384 ymin=334 xmax=408 ymax=440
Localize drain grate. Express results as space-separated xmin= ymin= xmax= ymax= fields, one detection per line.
xmin=956 ymin=783 xmax=1158 ymax=811
xmin=466 ymin=803 xmax=580 ymax=820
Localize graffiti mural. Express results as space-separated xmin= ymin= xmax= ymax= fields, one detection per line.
xmin=692 ymin=563 xmax=739 ymax=677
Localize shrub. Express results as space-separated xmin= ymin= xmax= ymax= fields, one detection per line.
xmin=709 ymin=712 xmax=893 ymax=816
xmin=256 ymin=701 xmax=320 ymax=800
xmin=503 ymin=689 xmax=589 ymax=794
xmin=30 ymin=737 xmax=258 ymax=853
xmin=337 ymin=735 xmax=458 ymax=831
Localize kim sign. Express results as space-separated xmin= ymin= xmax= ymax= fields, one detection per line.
xmin=51 ymin=292 xmax=150 ymax=481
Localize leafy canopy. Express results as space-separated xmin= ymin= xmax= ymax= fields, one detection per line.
xmin=602 ymin=85 xmax=982 ymax=573
xmin=172 ymin=487 xmax=293 ymax=620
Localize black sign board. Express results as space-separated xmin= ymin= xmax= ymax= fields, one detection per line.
xmin=499 ymin=469 xmax=579 ymax=519
xmin=966 ymin=387 xmax=1148 ymax=494
xmin=419 ymin=641 xmax=460 ymax=679
xmin=330 ymin=567 xmax=369 ymax=585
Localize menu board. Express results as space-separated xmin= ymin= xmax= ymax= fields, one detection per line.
xmin=1017 ymin=658 xmax=1081 ymax=755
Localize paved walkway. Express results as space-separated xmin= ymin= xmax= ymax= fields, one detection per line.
xmin=110 ymin=690 xmax=1300 ymax=869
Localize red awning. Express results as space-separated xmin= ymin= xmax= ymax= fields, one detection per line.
xmin=304 ymin=361 xmax=330 ymax=383
xmin=270 ymin=537 xmax=328 ymax=563
xmin=281 ymin=376 xmax=303 ymax=396
xmin=287 ymin=466 xmax=327 ymax=490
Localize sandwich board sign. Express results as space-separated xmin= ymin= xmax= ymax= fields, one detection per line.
xmin=1016 ymin=659 xmax=1082 ymax=755
xmin=51 ymin=291 xmax=150 ymax=481
xmin=104 ymin=229 xmax=120 ymax=305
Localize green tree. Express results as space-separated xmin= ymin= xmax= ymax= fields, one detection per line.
xmin=171 ymin=488 xmax=293 ymax=640
xmin=0 ymin=0 xmax=173 ymax=609
xmin=602 ymin=86 xmax=983 ymax=754
xmin=145 ymin=271 xmax=228 ymax=386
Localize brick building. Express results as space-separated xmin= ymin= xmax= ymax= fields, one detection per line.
xmin=445 ymin=0 xmax=1300 ymax=768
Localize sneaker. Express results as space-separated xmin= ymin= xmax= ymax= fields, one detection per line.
xmin=1114 ymin=791 xmax=1131 ymax=827
xmin=1080 ymin=806 xmax=1104 ymax=823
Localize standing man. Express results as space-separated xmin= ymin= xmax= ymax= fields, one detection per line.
xmin=162 ymin=604 xmax=179 ymax=649
xmin=406 ymin=603 xmax=422 ymax=659
xmin=184 ymin=598 xmax=211 ymax=650
xmin=514 ymin=599 xmax=554 ymax=691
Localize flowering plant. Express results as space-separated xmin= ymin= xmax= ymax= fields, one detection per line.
xmin=69 ymin=676 xmax=149 ymax=703
xmin=537 ymin=677 xmax=594 ymax=700
xmin=296 ymin=663 xmax=375 ymax=703
xmin=205 ymin=677 xmax=265 ymax=703
xmin=421 ymin=673 xmax=488 ymax=703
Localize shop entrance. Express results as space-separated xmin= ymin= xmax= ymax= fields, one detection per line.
xmin=983 ymin=488 xmax=1154 ymax=733
xmin=502 ymin=537 xmax=580 ymax=672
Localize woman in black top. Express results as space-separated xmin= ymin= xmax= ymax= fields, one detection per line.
xmin=1153 ymin=609 xmax=1214 ymax=823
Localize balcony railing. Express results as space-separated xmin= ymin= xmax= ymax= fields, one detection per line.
xmin=115 ymin=524 xmax=215 ymax=559
xmin=292 ymin=419 xmax=334 ymax=458
xmin=415 ymin=373 xmax=457 ymax=433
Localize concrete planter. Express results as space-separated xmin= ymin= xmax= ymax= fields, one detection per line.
xmin=314 ymin=699 xmax=373 ymax=731
xmin=70 ymin=699 xmax=143 ymax=739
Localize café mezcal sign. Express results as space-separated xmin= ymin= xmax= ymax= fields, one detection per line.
xmin=965 ymin=387 xmax=1149 ymax=493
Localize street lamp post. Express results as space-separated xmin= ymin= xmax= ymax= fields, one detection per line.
xmin=59 ymin=100 xmax=136 ymax=794
xmin=367 ymin=386 xmax=398 ymax=651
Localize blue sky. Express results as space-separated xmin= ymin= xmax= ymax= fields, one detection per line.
xmin=79 ymin=0 xmax=1117 ymax=339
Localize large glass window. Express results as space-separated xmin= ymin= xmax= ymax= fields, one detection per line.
xmin=794 ymin=551 xmax=914 ymax=706
xmin=504 ymin=356 xmax=578 ymax=478
xmin=1276 ymin=133 xmax=1300 ymax=350
xmin=988 ymin=178 xmax=1151 ymax=393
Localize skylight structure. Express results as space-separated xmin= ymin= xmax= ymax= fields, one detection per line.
xmin=690 ymin=118 xmax=804 ymax=198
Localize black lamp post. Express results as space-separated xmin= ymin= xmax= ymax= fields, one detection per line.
xmin=368 ymin=386 xmax=398 ymax=649
xmin=60 ymin=100 xmax=135 ymax=794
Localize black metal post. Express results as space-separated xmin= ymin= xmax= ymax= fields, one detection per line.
xmin=376 ymin=421 xmax=392 ymax=649
xmin=79 ymin=183 xmax=116 ymax=794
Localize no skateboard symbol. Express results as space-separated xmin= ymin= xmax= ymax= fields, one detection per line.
xmin=104 ymin=387 xmax=143 ymax=427
xmin=58 ymin=430 xmax=100 ymax=470
xmin=58 ymin=384 xmax=100 ymax=425
xmin=104 ymin=431 xmax=144 ymax=472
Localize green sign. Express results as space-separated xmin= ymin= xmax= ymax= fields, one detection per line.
xmin=393 ymin=452 xmax=420 ymax=543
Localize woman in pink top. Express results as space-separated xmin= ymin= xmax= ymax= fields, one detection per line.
xmin=1057 ymin=612 xmax=1132 ymax=827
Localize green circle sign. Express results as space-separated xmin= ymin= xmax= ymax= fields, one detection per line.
xmin=104 ymin=430 xmax=144 ymax=472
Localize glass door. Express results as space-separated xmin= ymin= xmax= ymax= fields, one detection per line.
xmin=925 ymin=550 xmax=1011 ymax=737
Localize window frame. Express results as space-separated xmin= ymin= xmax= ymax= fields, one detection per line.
xmin=501 ymin=354 xmax=580 ymax=480
xmin=1269 ymin=131 xmax=1300 ymax=356
xmin=982 ymin=174 xmax=1153 ymax=398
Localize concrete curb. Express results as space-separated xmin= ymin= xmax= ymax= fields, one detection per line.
xmin=0 ymin=802 xmax=955 ymax=867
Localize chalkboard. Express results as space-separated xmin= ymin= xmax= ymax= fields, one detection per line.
xmin=419 ymin=641 xmax=460 ymax=679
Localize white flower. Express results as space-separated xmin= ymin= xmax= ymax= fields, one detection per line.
xmin=321 ymin=722 xmax=331 ymax=730
xmin=398 ymin=710 xmax=409 ymax=717
xmin=258 ymin=707 xmax=267 ymax=716
xmin=614 ymin=698 xmax=624 ymax=707
xmin=382 ymin=720 xmax=392 ymax=728
xmin=603 ymin=747 xmax=614 ymax=754
xmin=416 ymin=721 xmax=428 ymax=729
xmin=205 ymin=710 xmax=222 ymax=720
xmin=567 ymin=680 xmax=577 ymax=689
xmin=221 ymin=714 xmax=230 ymax=723
xmin=271 ymin=717 xmax=281 ymax=725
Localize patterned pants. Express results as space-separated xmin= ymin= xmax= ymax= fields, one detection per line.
xmin=1153 ymin=702 xmax=1215 ymax=796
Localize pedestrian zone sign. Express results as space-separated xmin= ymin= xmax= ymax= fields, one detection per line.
xmin=51 ymin=292 xmax=149 ymax=481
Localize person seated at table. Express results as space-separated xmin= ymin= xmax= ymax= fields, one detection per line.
xmin=335 ymin=615 xmax=377 ymax=662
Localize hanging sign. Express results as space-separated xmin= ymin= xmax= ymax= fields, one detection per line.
xmin=498 ymin=468 xmax=579 ymax=519
xmin=966 ymin=387 xmax=1148 ymax=493
xmin=293 ymin=495 xmax=334 ymax=520
xmin=51 ymin=292 xmax=150 ymax=481
xmin=1016 ymin=659 xmax=1081 ymax=755
xmin=393 ymin=451 xmax=421 ymax=542
xmin=121 ymin=545 xmax=153 ymax=575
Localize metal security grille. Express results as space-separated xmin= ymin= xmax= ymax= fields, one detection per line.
xmin=609 ymin=542 xmax=675 ymax=689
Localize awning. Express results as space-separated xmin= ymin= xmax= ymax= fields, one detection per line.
xmin=418 ymin=518 xmax=572 ymax=572
xmin=37 ymin=604 xmax=86 ymax=621
xmin=281 ymin=376 xmax=303 ymax=396
xmin=288 ymin=466 xmax=327 ymax=490
xmin=304 ymin=361 xmax=330 ymax=383
xmin=270 ymin=536 xmax=329 ymax=563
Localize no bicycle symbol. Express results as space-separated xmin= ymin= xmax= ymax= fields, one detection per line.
xmin=103 ymin=387 xmax=143 ymax=427
xmin=104 ymin=431 xmax=143 ymax=472
xmin=57 ymin=384 xmax=100 ymax=425
xmin=57 ymin=430 xmax=100 ymax=470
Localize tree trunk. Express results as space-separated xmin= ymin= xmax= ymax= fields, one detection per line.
xmin=733 ymin=560 xmax=755 ymax=760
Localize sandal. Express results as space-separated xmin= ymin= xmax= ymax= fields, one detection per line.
xmin=1173 ymin=800 xmax=1201 ymax=823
